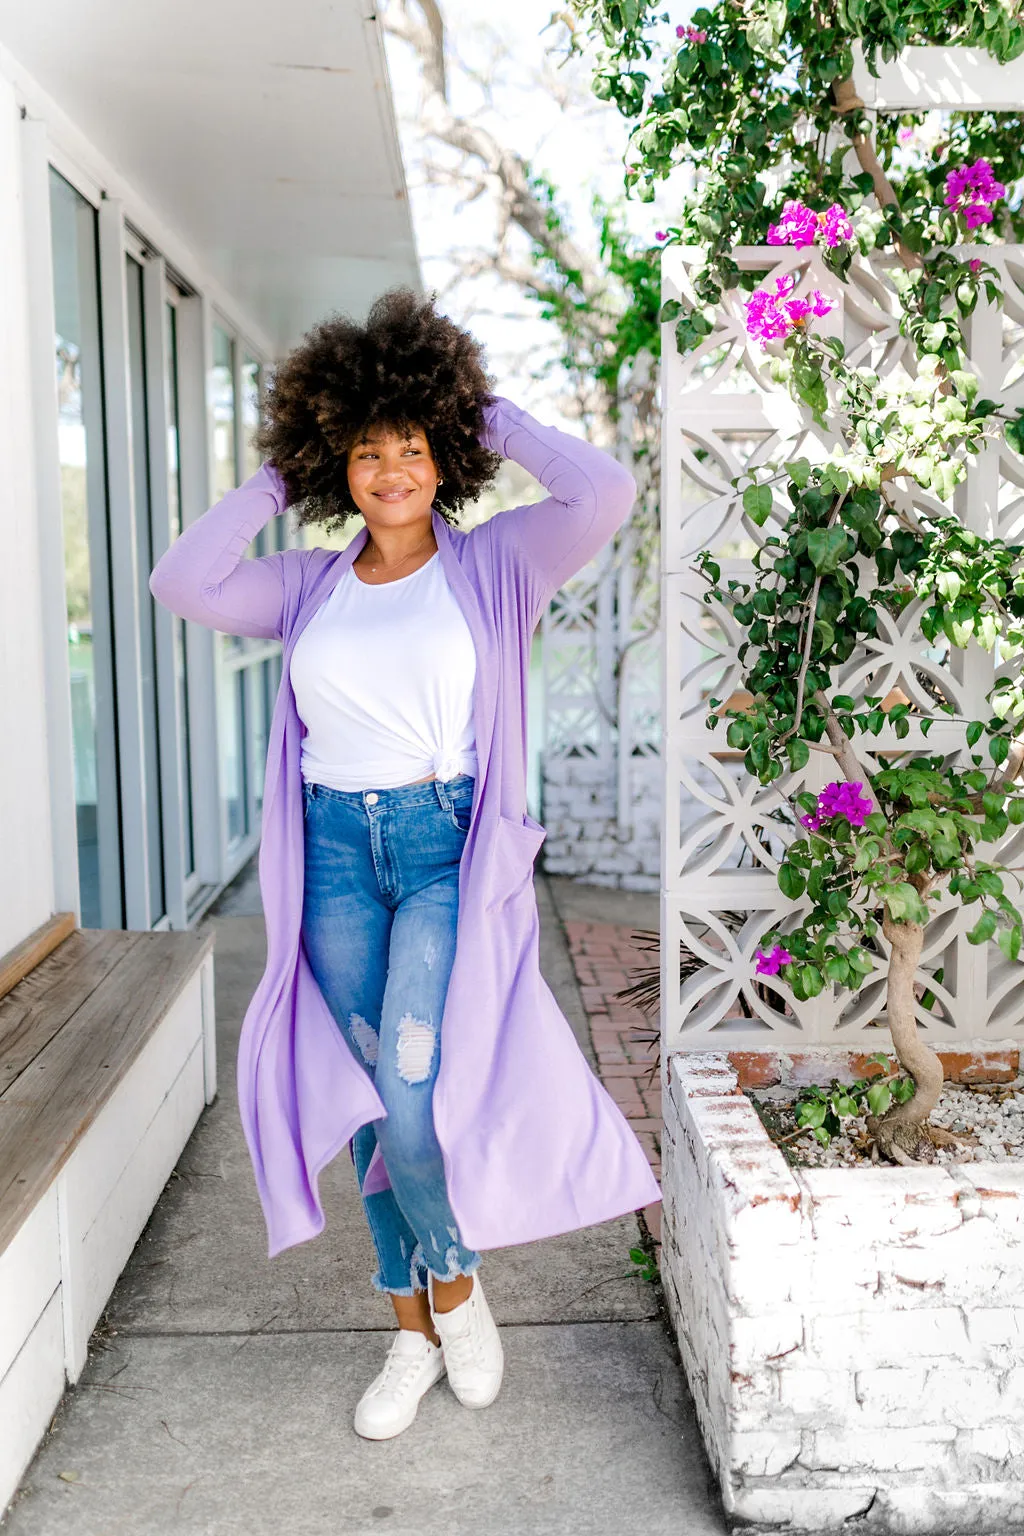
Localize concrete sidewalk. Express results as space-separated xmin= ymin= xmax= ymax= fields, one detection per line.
xmin=3 ymin=867 xmax=724 ymax=1536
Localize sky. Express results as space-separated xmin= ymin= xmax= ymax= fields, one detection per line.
xmin=382 ymin=0 xmax=690 ymax=427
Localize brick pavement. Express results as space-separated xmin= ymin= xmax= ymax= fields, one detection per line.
xmin=563 ymin=919 xmax=663 ymax=1248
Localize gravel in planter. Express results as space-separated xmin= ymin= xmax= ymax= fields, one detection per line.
xmin=748 ymin=1076 xmax=1024 ymax=1168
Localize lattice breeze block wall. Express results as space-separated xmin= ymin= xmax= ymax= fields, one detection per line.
xmin=660 ymin=244 xmax=1024 ymax=1055
xmin=540 ymin=532 xmax=662 ymax=889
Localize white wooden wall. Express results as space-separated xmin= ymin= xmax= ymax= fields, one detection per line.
xmin=0 ymin=72 xmax=56 ymax=956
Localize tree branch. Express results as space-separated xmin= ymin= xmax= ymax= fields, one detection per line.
xmin=831 ymin=77 xmax=923 ymax=273
xmin=813 ymin=690 xmax=884 ymax=815
xmin=384 ymin=0 xmax=615 ymax=333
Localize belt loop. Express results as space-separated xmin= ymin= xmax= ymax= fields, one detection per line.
xmin=433 ymin=777 xmax=450 ymax=814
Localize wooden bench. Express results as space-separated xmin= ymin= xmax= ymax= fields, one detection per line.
xmin=0 ymin=915 xmax=214 ymax=1510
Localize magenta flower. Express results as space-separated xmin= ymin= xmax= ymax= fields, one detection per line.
xmin=767 ymin=198 xmax=854 ymax=251
xmin=784 ymin=291 xmax=835 ymax=324
xmin=945 ymin=159 xmax=1005 ymax=231
xmin=820 ymin=203 xmax=854 ymax=247
xmin=745 ymin=277 xmax=794 ymax=343
xmin=767 ymin=200 xmax=819 ymax=249
xmin=744 ymin=273 xmax=834 ymax=347
xmin=799 ymin=780 xmax=874 ymax=833
xmin=964 ymin=203 xmax=995 ymax=231
xmin=755 ymin=944 xmax=794 ymax=976
xmin=655 ymin=231 xmax=668 ymax=241
xmin=676 ymin=24 xmax=707 ymax=41
xmin=969 ymin=257 xmax=982 ymax=274
xmin=897 ymin=126 xmax=915 ymax=146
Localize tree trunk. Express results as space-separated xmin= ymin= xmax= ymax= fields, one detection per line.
xmin=869 ymin=911 xmax=944 ymax=1162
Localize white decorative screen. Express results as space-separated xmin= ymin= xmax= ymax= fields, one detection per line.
xmin=660 ymin=245 xmax=1024 ymax=1054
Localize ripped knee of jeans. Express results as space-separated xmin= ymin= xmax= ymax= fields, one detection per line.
xmin=349 ymin=1012 xmax=379 ymax=1066
xmin=395 ymin=1013 xmax=436 ymax=1084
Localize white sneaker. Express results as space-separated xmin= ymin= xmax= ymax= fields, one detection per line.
xmin=353 ymin=1329 xmax=446 ymax=1440
xmin=428 ymin=1271 xmax=504 ymax=1408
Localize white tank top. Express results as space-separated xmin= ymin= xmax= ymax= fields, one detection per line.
xmin=289 ymin=551 xmax=479 ymax=790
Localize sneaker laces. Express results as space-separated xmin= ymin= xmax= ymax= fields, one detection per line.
xmin=438 ymin=1316 xmax=482 ymax=1372
xmin=374 ymin=1335 xmax=435 ymax=1396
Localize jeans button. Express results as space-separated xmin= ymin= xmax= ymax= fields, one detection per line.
xmin=365 ymin=792 xmax=379 ymax=805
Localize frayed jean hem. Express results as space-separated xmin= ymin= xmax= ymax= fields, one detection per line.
xmin=371 ymin=1276 xmax=427 ymax=1297
xmin=371 ymin=1238 xmax=430 ymax=1297
xmin=424 ymin=1244 xmax=483 ymax=1285
xmin=370 ymin=1240 xmax=482 ymax=1296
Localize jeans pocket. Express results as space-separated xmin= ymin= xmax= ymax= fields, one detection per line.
xmin=448 ymin=797 xmax=472 ymax=834
xmin=442 ymin=779 xmax=474 ymax=835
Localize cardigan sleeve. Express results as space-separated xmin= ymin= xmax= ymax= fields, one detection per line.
xmin=148 ymin=462 xmax=292 ymax=640
xmin=477 ymin=395 xmax=636 ymax=610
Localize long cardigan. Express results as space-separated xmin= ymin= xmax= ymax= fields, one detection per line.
xmin=150 ymin=395 xmax=661 ymax=1257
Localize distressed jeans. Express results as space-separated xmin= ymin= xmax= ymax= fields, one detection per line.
xmin=300 ymin=772 xmax=483 ymax=1297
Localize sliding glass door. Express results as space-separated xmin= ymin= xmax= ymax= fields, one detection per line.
xmin=47 ymin=176 xmax=274 ymax=928
xmin=49 ymin=169 xmax=123 ymax=929
xmin=125 ymin=253 xmax=168 ymax=927
xmin=164 ymin=293 xmax=195 ymax=883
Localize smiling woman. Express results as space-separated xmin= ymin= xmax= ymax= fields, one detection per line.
xmin=149 ymin=284 xmax=656 ymax=1445
xmin=253 ymin=287 xmax=501 ymax=537
xmin=347 ymin=423 xmax=443 ymax=584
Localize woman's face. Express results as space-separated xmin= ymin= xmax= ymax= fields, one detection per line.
xmin=346 ymin=424 xmax=440 ymax=528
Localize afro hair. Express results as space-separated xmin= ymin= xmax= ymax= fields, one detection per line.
xmin=254 ymin=288 xmax=503 ymax=534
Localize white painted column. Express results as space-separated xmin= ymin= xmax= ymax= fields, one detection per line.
xmin=20 ymin=115 xmax=78 ymax=926
xmin=0 ymin=86 xmax=56 ymax=954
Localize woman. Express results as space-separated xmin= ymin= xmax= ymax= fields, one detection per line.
xmin=149 ymin=288 xmax=660 ymax=1442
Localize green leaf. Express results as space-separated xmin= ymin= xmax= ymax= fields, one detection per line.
xmin=743 ymin=484 xmax=773 ymax=526
xmin=778 ymin=864 xmax=807 ymax=899
xmin=967 ymin=910 xmax=997 ymax=945
xmin=998 ymin=925 xmax=1022 ymax=963
xmin=807 ymin=526 xmax=849 ymax=574
xmin=866 ymin=1081 xmax=892 ymax=1117
xmin=883 ymin=883 xmax=930 ymax=924
xmin=813 ymin=619 xmax=836 ymax=653
xmin=745 ymin=16 xmax=777 ymax=53
xmin=799 ymin=964 xmax=824 ymax=998
xmin=786 ymin=457 xmax=811 ymax=489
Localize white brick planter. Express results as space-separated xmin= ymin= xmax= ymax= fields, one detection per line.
xmin=661 ymin=1048 xmax=1024 ymax=1534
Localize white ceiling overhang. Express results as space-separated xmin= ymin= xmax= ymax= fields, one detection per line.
xmin=0 ymin=0 xmax=421 ymax=353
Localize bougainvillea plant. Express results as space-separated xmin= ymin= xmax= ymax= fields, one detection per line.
xmin=569 ymin=0 xmax=1024 ymax=1163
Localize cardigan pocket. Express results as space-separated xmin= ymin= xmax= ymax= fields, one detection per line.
xmin=483 ymin=813 xmax=547 ymax=912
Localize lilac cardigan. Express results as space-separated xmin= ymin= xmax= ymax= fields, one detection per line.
xmin=150 ymin=395 xmax=661 ymax=1256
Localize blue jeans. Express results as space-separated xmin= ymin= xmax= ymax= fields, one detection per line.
xmin=300 ymin=772 xmax=483 ymax=1297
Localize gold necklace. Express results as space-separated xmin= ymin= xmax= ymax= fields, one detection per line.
xmin=364 ymin=530 xmax=435 ymax=573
